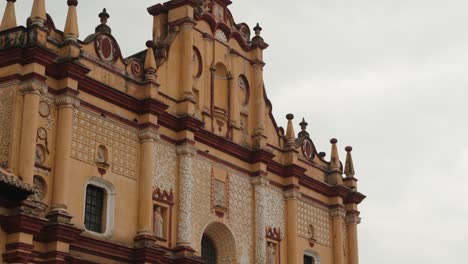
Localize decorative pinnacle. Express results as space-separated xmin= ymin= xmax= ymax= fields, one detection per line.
xmin=344 ymin=146 xmax=355 ymax=177
xmin=285 ymin=113 xmax=295 ymax=149
xmin=254 ymin=23 xmax=262 ymax=36
xmin=146 ymin=40 xmax=155 ymax=48
xmin=67 ymin=0 xmax=78 ymax=6
xmin=330 ymin=138 xmax=341 ymax=171
xmin=300 ymin=118 xmax=308 ymax=131
xmin=0 ymin=0 xmax=17 ymax=31
xmin=99 ymin=8 xmax=110 ymax=24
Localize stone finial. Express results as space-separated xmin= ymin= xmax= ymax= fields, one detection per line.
xmin=0 ymin=0 xmax=17 ymax=31
xmin=144 ymin=41 xmax=157 ymax=81
xmin=64 ymin=0 xmax=79 ymax=42
xmin=344 ymin=146 xmax=355 ymax=178
xmin=330 ymin=138 xmax=341 ymax=171
xmin=253 ymin=23 xmax=262 ymax=36
xmin=30 ymin=0 xmax=47 ymax=27
xmin=95 ymin=8 xmax=111 ymax=34
xmin=285 ymin=114 xmax=295 ymax=149
xmin=298 ymin=117 xmax=310 ymax=138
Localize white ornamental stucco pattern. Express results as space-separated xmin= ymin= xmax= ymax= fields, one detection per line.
xmin=228 ymin=174 xmax=253 ymax=262
xmin=264 ymin=186 xmax=286 ymax=238
xmin=71 ymin=108 xmax=138 ymax=178
xmin=254 ymin=184 xmax=267 ymax=264
xmin=298 ymin=199 xmax=332 ymax=246
xmin=0 ymin=86 xmax=15 ymax=167
xmin=153 ymin=142 xmax=176 ymax=192
xmin=190 ymin=157 xmax=212 ymax=253
xmin=177 ymin=147 xmax=195 ymax=245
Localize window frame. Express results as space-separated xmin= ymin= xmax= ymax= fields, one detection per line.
xmin=83 ymin=177 xmax=115 ymax=237
xmin=304 ymin=250 xmax=320 ymax=264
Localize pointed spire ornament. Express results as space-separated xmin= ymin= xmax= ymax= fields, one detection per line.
xmin=344 ymin=146 xmax=355 ymax=178
xmin=30 ymin=0 xmax=47 ymax=27
xmin=330 ymin=138 xmax=341 ymax=171
xmin=95 ymin=8 xmax=111 ymax=34
xmin=285 ymin=114 xmax=296 ymax=149
xmin=144 ymin=40 xmax=157 ymax=81
xmin=298 ymin=117 xmax=310 ymax=138
xmin=254 ymin=23 xmax=262 ymax=36
xmin=0 ymin=0 xmax=17 ymax=31
xmin=64 ymin=0 xmax=79 ymax=42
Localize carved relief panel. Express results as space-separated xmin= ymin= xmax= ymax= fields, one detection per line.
xmin=0 ymin=85 xmax=15 ymax=167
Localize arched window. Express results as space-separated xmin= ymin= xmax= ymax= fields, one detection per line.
xmin=201 ymin=235 xmax=217 ymax=264
xmin=83 ymin=177 xmax=115 ymax=237
xmin=304 ymin=250 xmax=320 ymax=264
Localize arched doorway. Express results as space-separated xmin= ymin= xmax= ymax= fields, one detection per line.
xmin=200 ymin=222 xmax=237 ymax=264
xmin=201 ymin=235 xmax=217 ymax=264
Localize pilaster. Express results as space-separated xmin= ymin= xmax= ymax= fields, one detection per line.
xmin=346 ymin=211 xmax=361 ymax=264
xmin=252 ymin=175 xmax=269 ymax=264
xmin=135 ymin=125 xmax=160 ymax=247
xmin=330 ymin=206 xmax=346 ymax=264
xmin=48 ymin=90 xmax=79 ymax=216
xmin=175 ymin=143 xmax=196 ymax=248
xmin=18 ymin=76 xmax=47 ymax=185
xmin=284 ymin=187 xmax=301 ymax=264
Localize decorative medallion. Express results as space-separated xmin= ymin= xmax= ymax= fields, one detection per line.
xmin=38 ymin=101 xmax=50 ymax=117
xmin=192 ymin=47 xmax=202 ymax=78
xmin=96 ymin=34 xmax=119 ymax=63
xmin=35 ymin=144 xmax=46 ymax=165
xmin=302 ymin=138 xmax=315 ymax=160
xmin=37 ymin=127 xmax=47 ymax=141
xmin=238 ymin=75 xmax=250 ymax=105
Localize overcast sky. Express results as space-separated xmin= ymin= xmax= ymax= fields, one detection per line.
xmin=5 ymin=1 xmax=468 ymax=263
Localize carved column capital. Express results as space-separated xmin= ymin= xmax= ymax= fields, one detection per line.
xmin=330 ymin=207 xmax=346 ymax=218
xmin=251 ymin=175 xmax=269 ymax=187
xmin=176 ymin=143 xmax=196 ymax=156
xmin=20 ymin=79 xmax=47 ymax=96
xmin=138 ymin=127 xmax=160 ymax=143
xmin=284 ymin=188 xmax=301 ymax=200
xmin=346 ymin=211 xmax=361 ymax=225
xmin=55 ymin=93 xmax=80 ymax=108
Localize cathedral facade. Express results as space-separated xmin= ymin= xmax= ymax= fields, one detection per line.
xmin=0 ymin=0 xmax=365 ymax=263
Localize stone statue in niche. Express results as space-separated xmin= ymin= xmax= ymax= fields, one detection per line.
xmin=153 ymin=206 xmax=164 ymax=238
xmin=214 ymin=180 xmax=225 ymax=208
xmin=33 ymin=176 xmax=46 ymax=201
xmin=96 ymin=145 xmax=108 ymax=163
xmin=267 ymin=242 xmax=276 ymax=264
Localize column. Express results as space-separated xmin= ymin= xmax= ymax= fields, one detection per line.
xmin=252 ymin=176 xmax=268 ymax=264
xmin=346 ymin=212 xmax=361 ymax=264
xmin=252 ymin=63 xmax=265 ymax=135
xmin=176 ymin=143 xmax=196 ymax=246
xmin=284 ymin=188 xmax=300 ymax=264
xmin=137 ymin=127 xmax=159 ymax=236
xmin=229 ymin=72 xmax=240 ymax=128
xmin=18 ymin=78 xmax=47 ymax=185
xmin=331 ymin=207 xmax=346 ymax=264
xmin=180 ymin=22 xmax=194 ymax=100
xmin=50 ymin=91 xmax=79 ymax=215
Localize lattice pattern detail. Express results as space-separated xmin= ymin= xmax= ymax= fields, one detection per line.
xmin=0 ymin=85 xmax=15 ymax=167
xmin=153 ymin=142 xmax=176 ymax=192
xmin=228 ymin=173 xmax=253 ymax=262
xmin=264 ymin=186 xmax=286 ymax=239
xmin=190 ymin=157 xmax=213 ymax=253
xmin=298 ymin=200 xmax=332 ymax=246
xmin=71 ymin=108 xmax=138 ymax=178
